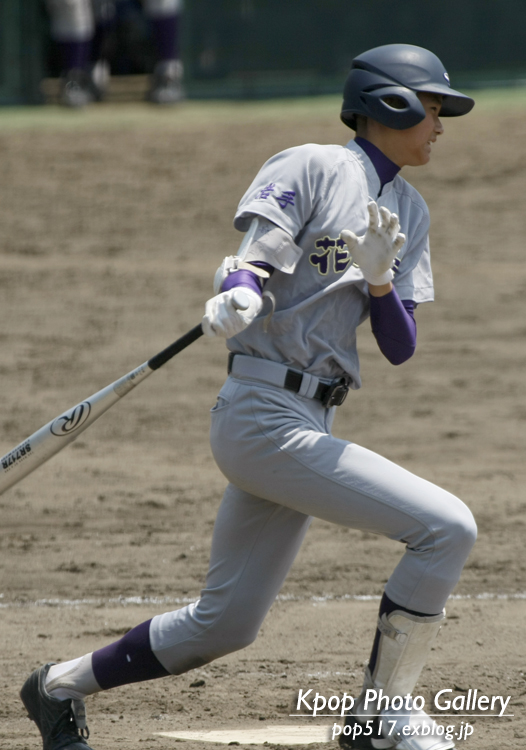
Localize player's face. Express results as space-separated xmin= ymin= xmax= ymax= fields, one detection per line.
xmin=392 ymin=93 xmax=444 ymax=167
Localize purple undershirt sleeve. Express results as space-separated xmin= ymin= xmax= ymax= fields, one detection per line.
xmin=221 ymin=262 xmax=274 ymax=296
xmin=369 ymin=289 xmax=417 ymax=365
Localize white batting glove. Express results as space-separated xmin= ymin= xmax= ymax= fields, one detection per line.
xmin=340 ymin=201 xmax=406 ymax=286
xmin=202 ymin=288 xmax=263 ymax=338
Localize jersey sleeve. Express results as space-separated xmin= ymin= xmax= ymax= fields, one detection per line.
xmin=234 ymin=144 xmax=329 ymax=241
xmin=393 ymin=205 xmax=434 ymax=304
xmin=242 ymin=219 xmax=303 ymax=274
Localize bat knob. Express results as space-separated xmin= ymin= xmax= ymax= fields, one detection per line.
xmin=232 ymin=289 xmax=250 ymax=311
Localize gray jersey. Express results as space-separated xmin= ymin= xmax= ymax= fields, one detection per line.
xmin=229 ymin=139 xmax=434 ymax=387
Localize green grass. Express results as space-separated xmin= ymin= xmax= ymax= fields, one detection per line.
xmin=0 ymin=86 xmax=525 ymax=132
xmin=0 ymin=95 xmax=344 ymax=133
xmin=466 ymin=85 xmax=526 ymax=110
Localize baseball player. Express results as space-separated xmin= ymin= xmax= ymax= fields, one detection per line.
xmin=45 ymin=0 xmax=184 ymax=106
xmin=20 ymin=45 xmax=476 ymax=750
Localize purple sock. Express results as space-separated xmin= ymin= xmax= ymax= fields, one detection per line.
xmin=56 ymin=40 xmax=92 ymax=72
xmin=368 ymin=593 xmax=441 ymax=674
xmin=150 ymin=14 xmax=180 ymax=62
xmin=91 ymin=619 xmax=169 ymax=690
xmin=91 ymin=21 xmax=114 ymax=63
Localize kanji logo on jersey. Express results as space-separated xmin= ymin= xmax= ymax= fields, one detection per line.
xmin=257 ymin=183 xmax=275 ymax=200
xmin=309 ymin=236 xmax=355 ymax=275
xmin=255 ymin=183 xmax=296 ymax=210
xmin=276 ymin=190 xmax=295 ymax=209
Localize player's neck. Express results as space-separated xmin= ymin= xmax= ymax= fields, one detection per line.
xmin=354 ymin=137 xmax=400 ymax=189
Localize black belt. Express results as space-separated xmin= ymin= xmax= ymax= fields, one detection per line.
xmin=228 ymin=353 xmax=350 ymax=408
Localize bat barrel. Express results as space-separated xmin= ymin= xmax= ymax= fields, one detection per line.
xmin=0 ymin=321 xmax=203 ymax=496
xmin=0 ymin=362 xmax=153 ymax=496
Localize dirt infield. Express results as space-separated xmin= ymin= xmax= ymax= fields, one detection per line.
xmin=1 ymin=97 xmax=526 ymax=749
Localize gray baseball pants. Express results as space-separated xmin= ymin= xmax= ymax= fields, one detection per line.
xmin=150 ymin=368 xmax=477 ymax=675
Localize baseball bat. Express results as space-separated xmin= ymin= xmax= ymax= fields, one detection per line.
xmin=0 ymin=289 xmax=250 ymax=496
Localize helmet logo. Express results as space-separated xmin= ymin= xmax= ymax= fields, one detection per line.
xmin=444 ymin=72 xmax=450 ymax=85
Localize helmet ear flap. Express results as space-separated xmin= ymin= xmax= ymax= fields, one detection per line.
xmin=341 ymin=68 xmax=428 ymax=131
xmin=360 ymin=86 xmax=426 ymax=130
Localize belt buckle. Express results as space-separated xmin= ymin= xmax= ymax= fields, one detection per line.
xmin=322 ymin=377 xmax=349 ymax=407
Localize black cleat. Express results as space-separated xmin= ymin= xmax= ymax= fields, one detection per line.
xmin=20 ymin=663 xmax=94 ymax=750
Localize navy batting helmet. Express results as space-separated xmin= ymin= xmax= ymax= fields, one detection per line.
xmin=341 ymin=44 xmax=474 ymax=131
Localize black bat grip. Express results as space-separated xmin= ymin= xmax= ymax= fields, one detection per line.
xmin=147 ymin=324 xmax=204 ymax=371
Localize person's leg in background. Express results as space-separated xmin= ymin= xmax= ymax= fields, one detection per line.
xmin=87 ymin=0 xmax=117 ymax=100
xmin=143 ymin=0 xmax=184 ymax=104
xmin=45 ymin=0 xmax=96 ymax=107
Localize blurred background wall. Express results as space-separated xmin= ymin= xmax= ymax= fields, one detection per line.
xmin=0 ymin=0 xmax=46 ymax=104
xmin=4 ymin=0 xmax=526 ymax=105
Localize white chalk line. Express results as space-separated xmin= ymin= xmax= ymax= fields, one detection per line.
xmin=1 ymin=591 xmax=526 ymax=609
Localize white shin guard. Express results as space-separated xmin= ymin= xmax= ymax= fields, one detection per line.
xmin=349 ymin=610 xmax=455 ymax=750
xmin=370 ymin=609 xmax=445 ymax=700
